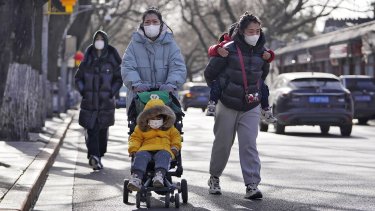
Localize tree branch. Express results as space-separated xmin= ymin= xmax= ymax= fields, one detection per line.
xmin=179 ymin=0 xmax=208 ymax=50
xmin=221 ymin=0 xmax=237 ymax=23
xmin=193 ymin=0 xmax=217 ymax=40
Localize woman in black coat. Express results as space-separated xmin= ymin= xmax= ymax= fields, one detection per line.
xmin=204 ymin=13 xmax=266 ymax=199
xmin=75 ymin=30 xmax=123 ymax=170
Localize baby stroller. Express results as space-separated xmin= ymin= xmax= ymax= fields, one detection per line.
xmin=123 ymin=90 xmax=188 ymax=208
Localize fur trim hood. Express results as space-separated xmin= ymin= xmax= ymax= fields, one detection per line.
xmin=137 ymin=99 xmax=176 ymax=132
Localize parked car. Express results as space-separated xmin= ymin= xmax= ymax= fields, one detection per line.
xmin=260 ymin=72 xmax=353 ymax=136
xmin=115 ymin=86 xmax=127 ymax=108
xmin=340 ymin=75 xmax=375 ymax=124
xmin=179 ymin=82 xmax=210 ymax=112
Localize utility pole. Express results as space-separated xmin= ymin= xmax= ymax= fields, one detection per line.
xmin=42 ymin=3 xmax=50 ymax=119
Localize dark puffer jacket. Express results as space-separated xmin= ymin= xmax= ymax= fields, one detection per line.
xmin=75 ymin=30 xmax=123 ymax=129
xmin=204 ymin=32 xmax=266 ymax=111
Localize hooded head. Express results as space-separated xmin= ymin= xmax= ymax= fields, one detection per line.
xmin=137 ymin=99 xmax=176 ymax=131
xmin=92 ymin=30 xmax=109 ymax=53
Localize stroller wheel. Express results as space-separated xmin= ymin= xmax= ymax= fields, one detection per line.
xmin=164 ymin=193 xmax=170 ymax=208
xmin=174 ymin=193 xmax=180 ymax=208
xmin=181 ymin=179 xmax=188 ymax=203
xmin=123 ymin=179 xmax=130 ymax=204
xmin=146 ymin=192 xmax=151 ymax=208
xmin=177 ymin=182 xmax=181 ymax=193
xmin=136 ymin=192 xmax=141 ymax=208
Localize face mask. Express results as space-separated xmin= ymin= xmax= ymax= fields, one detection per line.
xmin=244 ymin=35 xmax=259 ymax=46
xmin=148 ymin=119 xmax=163 ymax=129
xmin=94 ymin=40 xmax=105 ymax=50
xmin=144 ymin=24 xmax=161 ymax=38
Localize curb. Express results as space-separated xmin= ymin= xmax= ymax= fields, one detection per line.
xmin=0 ymin=112 xmax=75 ymax=211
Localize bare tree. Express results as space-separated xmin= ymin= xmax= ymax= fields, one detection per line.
xmin=78 ymin=0 xmax=174 ymax=54
xmin=177 ymin=0 xmax=366 ymax=80
xmin=0 ymin=0 xmax=48 ymax=140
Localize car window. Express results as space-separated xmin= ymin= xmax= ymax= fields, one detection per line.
xmin=345 ymin=78 xmax=375 ymax=91
xmin=190 ymin=86 xmax=210 ymax=92
xmin=290 ymin=78 xmax=342 ymax=89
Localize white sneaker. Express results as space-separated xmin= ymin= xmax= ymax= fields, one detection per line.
xmin=152 ymin=171 xmax=164 ymax=187
xmin=261 ymin=107 xmax=277 ymax=123
xmin=206 ymin=101 xmax=216 ymax=116
xmin=245 ymin=184 xmax=263 ymax=199
xmin=127 ymin=174 xmax=142 ymax=191
xmin=89 ymin=155 xmax=102 ymax=170
xmin=208 ymin=176 xmax=221 ymax=194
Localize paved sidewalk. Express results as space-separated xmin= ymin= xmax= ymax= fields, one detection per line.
xmin=0 ymin=111 xmax=75 ymax=211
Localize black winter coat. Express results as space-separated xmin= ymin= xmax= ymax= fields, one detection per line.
xmin=75 ymin=31 xmax=123 ymax=129
xmin=204 ymin=32 xmax=266 ymax=111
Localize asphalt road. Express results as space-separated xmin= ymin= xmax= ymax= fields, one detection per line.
xmin=34 ymin=108 xmax=375 ymax=211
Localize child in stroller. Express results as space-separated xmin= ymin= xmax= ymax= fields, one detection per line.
xmin=123 ymin=91 xmax=188 ymax=208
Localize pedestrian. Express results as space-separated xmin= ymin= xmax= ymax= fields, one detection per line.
xmin=121 ymin=7 xmax=187 ymax=108
xmin=204 ymin=12 xmax=267 ymax=199
xmin=205 ymin=23 xmax=277 ymax=124
xmin=75 ymin=30 xmax=123 ymax=170
xmin=127 ymin=98 xmax=182 ymax=191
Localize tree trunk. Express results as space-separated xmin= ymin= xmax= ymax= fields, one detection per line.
xmin=0 ymin=0 xmax=50 ymax=140
xmin=0 ymin=63 xmax=45 ymax=140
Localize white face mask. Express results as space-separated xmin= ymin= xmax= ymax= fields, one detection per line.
xmin=148 ymin=119 xmax=163 ymax=129
xmin=244 ymin=35 xmax=260 ymax=46
xmin=94 ymin=40 xmax=105 ymax=50
xmin=144 ymin=24 xmax=161 ymax=38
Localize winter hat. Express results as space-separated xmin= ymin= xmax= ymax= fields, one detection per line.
xmin=137 ymin=99 xmax=176 ymax=131
xmin=144 ymin=99 xmax=165 ymax=110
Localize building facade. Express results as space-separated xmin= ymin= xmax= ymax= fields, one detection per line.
xmin=274 ymin=21 xmax=375 ymax=77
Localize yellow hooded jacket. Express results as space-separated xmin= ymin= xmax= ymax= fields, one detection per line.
xmin=128 ymin=99 xmax=182 ymax=159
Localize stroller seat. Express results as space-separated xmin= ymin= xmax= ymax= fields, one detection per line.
xmin=123 ymin=91 xmax=188 ymax=208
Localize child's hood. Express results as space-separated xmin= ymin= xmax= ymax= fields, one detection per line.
xmin=137 ymin=99 xmax=176 ymax=132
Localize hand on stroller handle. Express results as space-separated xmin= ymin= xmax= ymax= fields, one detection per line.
xmin=133 ymin=84 xmax=176 ymax=93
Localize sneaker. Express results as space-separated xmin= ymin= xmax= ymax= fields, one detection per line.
xmin=127 ymin=174 xmax=142 ymax=191
xmin=245 ymin=184 xmax=263 ymax=199
xmin=208 ymin=176 xmax=221 ymax=194
xmin=89 ymin=155 xmax=103 ymax=170
xmin=152 ymin=171 xmax=164 ymax=187
xmin=261 ymin=107 xmax=277 ymax=123
xmin=206 ymin=101 xmax=216 ymax=116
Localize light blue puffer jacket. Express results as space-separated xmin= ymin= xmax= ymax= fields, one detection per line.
xmin=121 ymin=26 xmax=187 ymax=107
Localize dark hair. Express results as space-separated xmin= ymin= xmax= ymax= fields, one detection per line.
xmin=238 ymin=12 xmax=261 ymax=33
xmin=142 ymin=7 xmax=163 ymax=23
xmin=140 ymin=7 xmax=174 ymax=37
xmin=217 ymin=22 xmax=238 ymax=42
xmin=218 ymin=32 xmax=227 ymax=43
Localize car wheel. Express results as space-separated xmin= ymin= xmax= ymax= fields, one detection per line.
xmin=274 ymin=122 xmax=285 ymax=134
xmin=320 ymin=125 xmax=330 ymax=135
xmin=340 ymin=125 xmax=352 ymax=137
xmin=202 ymin=107 xmax=206 ymax=112
xmin=259 ymin=122 xmax=268 ymax=132
xmin=358 ymin=118 xmax=368 ymax=125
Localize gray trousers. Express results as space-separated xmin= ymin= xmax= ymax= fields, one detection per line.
xmin=209 ymin=101 xmax=261 ymax=186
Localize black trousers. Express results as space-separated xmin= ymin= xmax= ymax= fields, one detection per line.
xmin=85 ymin=121 xmax=108 ymax=159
